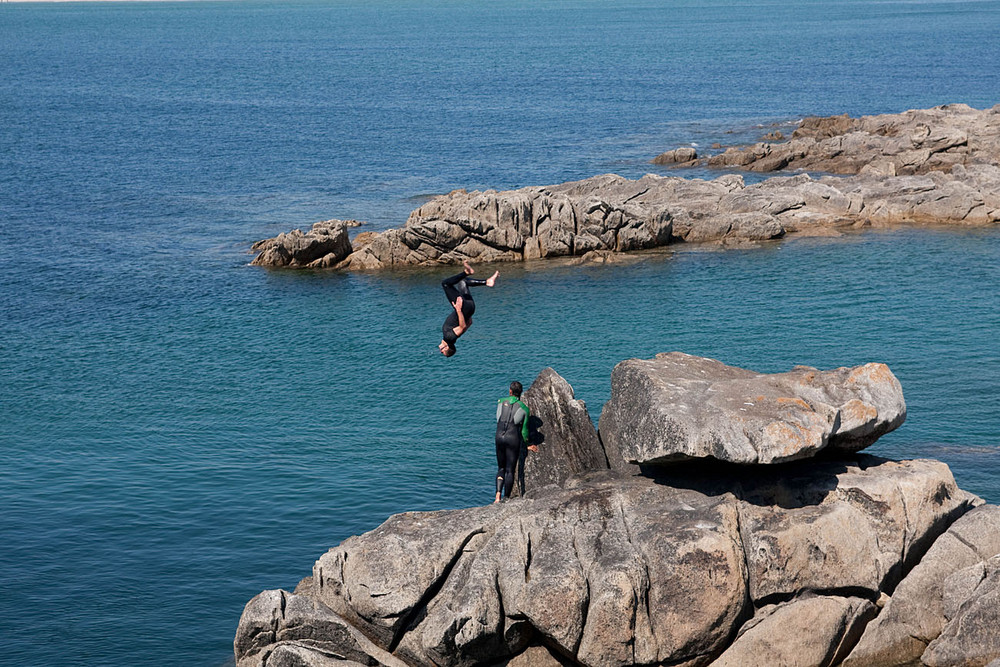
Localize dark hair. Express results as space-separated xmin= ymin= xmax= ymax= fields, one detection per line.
xmin=509 ymin=381 xmax=522 ymax=397
xmin=443 ymin=344 xmax=456 ymax=357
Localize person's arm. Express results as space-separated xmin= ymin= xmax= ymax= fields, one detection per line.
xmin=453 ymin=297 xmax=467 ymax=333
xmin=520 ymin=404 xmax=531 ymax=447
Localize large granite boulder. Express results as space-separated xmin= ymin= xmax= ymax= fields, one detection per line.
xmin=233 ymin=455 xmax=972 ymax=667
xmin=251 ymin=219 xmax=357 ymax=268
xmin=515 ymin=368 xmax=609 ymax=496
xmin=598 ymin=352 xmax=906 ymax=466
xmin=842 ymin=504 xmax=1000 ymax=667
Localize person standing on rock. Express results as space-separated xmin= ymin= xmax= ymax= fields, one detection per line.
xmin=438 ymin=260 xmax=499 ymax=357
xmin=495 ymin=381 xmax=536 ymax=503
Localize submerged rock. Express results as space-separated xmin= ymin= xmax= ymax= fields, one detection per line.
xmin=599 ymin=352 xmax=906 ymax=466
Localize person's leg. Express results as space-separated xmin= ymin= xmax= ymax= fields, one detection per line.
xmin=502 ymin=438 xmax=519 ymax=499
xmin=495 ymin=437 xmax=506 ymax=504
xmin=442 ymin=272 xmax=468 ymax=303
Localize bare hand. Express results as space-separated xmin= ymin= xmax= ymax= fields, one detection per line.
xmin=527 ymin=445 xmax=539 ymax=453
xmin=453 ymin=296 xmax=463 ymax=310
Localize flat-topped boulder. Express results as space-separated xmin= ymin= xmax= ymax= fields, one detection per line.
xmin=599 ymin=352 xmax=906 ymax=466
xmin=238 ymin=456 xmax=974 ymax=667
xmin=703 ymin=103 xmax=1000 ymax=176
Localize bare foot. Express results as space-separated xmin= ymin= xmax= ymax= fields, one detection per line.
xmin=486 ymin=271 xmax=499 ymax=287
xmin=463 ymin=260 xmax=474 ymax=274
xmin=494 ymin=493 xmax=501 ymax=504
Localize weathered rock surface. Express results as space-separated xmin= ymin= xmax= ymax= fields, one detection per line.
xmin=599 ymin=352 xmax=906 ymax=466
xmin=251 ymin=219 xmax=357 ymax=268
xmin=923 ymin=554 xmax=1000 ymax=667
xmin=704 ymin=103 xmax=1000 ymax=176
xmin=842 ymin=504 xmax=1000 ymax=667
xmin=710 ymin=595 xmax=876 ymax=667
xmin=236 ymin=455 xmax=972 ymax=667
xmin=234 ymin=589 xmax=406 ymax=667
xmin=515 ymin=368 xmax=608 ymax=497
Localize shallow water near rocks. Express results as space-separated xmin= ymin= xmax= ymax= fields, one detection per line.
xmin=2 ymin=0 xmax=1000 ymax=665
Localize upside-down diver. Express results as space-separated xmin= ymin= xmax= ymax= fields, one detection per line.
xmin=438 ymin=260 xmax=498 ymax=357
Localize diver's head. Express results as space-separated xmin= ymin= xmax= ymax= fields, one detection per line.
xmin=509 ymin=381 xmax=523 ymax=397
xmin=439 ymin=340 xmax=456 ymax=357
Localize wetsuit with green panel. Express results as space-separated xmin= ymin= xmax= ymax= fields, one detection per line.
xmin=495 ymin=396 xmax=530 ymax=499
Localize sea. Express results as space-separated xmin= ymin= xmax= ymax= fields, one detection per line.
xmin=1 ymin=0 xmax=998 ymax=664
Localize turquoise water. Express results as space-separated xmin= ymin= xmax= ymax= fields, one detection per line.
xmin=1 ymin=1 xmax=999 ymax=665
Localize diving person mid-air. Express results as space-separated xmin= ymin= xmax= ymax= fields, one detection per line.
xmin=438 ymin=260 xmax=499 ymax=357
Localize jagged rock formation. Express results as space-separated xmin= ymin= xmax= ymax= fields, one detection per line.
xmin=250 ymin=219 xmax=360 ymax=268
xmin=704 ymin=103 xmax=1000 ymax=176
xmin=598 ymin=352 xmax=906 ymax=466
xmin=236 ymin=353 xmax=1000 ymax=667
xmin=515 ymin=368 xmax=609 ymax=497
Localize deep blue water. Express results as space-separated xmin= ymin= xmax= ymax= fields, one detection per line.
xmin=1 ymin=0 xmax=999 ymax=665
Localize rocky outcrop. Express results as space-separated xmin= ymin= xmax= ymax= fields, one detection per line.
xmin=236 ymin=352 xmax=995 ymax=666
xmin=515 ymin=368 xmax=608 ymax=497
xmin=250 ymin=219 xmax=360 ymax=268
xmin=842 ymin=504 xmax=1000 ymax=667
xmin=312 ymin=164 xmax=1000 ymax=269
xmin=704 ymin=103 xmax=1000 ymax=176
xmin=250 ymin=105 xmax=1000 ymax=271
xmin=240 ymin=457 xmax=973 ymax=667
xmin=598 ymin=352 xmax=906 ymax=466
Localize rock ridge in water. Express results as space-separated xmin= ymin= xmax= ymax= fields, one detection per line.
xmin=703 ymin=103 xmax=1000 ymax=176
xmin=250 ymin=104 xmax=1000 ymax=271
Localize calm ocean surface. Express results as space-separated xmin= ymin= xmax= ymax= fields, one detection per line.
xmin=1 ymin=0 xmax=999 ymax=664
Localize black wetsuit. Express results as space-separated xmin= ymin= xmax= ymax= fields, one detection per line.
xmin=441 ymin=271 xmax=487 ymax=347
xmin=495 ymin=397 xmax=529 ymax=499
